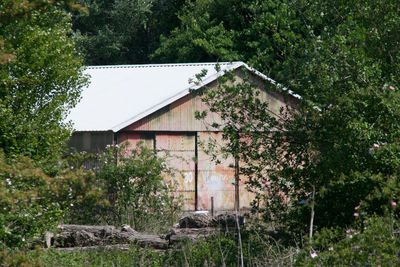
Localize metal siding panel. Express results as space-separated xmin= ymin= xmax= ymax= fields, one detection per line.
xmin=156 ymin=133 xmax=196 ymax=211
xmin=238 ymin=174 xmax=255 ymax=208
xmin=197 ymin=132 xmax=254 ymax=211
xmin=68 ymin=131 xmax=114 ymax=153
xmin=197 ymin=170 xmax=235 ymax=211
xmin=123 ymin=90 xmax=223 ymax=132
xmin=82 ymin=133 xmax=91 ymax=151
xmin=197 ymin=132 xmax=235 ymax=211
xmin=118 ymin=132 xmax=154 ymax=150
xmin=122 ymin=72 xmax=292 ymax=133
xmin=90 ymin=132 xmax=114 ymax=152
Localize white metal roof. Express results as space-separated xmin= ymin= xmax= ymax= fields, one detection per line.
xmin=67 ymin=61 xmax=300 ymax=132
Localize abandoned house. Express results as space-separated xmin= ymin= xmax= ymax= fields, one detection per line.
xmin=67 ymin=62 xmax=300 ymax=211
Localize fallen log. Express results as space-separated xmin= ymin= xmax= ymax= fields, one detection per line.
xmin=53 ymin=224 xmax=167 ymax=249
xmin=47 ymin=212 xmax=245 ymax=250
xmin=168 ymin=227 xmax=217 ymax=245
xmin=56 ymin=244 xmax=132 ymax=253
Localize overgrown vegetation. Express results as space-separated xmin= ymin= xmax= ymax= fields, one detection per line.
xmin=0 ymin=152 xmax=106 ymax=248
xmin=0 ymin=143 xmax=182 ymax=248
xmin=66 ymin=143 xmax=183 ymax=232
xmin=3 ymin=214 xmax=399 ymax=266
xmin=2 ymin=0 xmax=400 ymax=265
xmin=71 ymin=0 xmax=185 ymax=65
xmin=0 ymin=0 xmax=88 ymax=163
xmin=0 ymin=226 xmax=298 ymax=266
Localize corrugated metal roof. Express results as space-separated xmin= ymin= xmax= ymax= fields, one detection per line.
xmin=67 ymin=61 xmax=299 ymax=132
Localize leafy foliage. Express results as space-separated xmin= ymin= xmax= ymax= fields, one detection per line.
xmin=0 ymin=154 xmax=103 ymax=248
xmin=297 ymin=215 xmax=400 ymax=266
xmin=0 ymin=1 xmax=87 ymax=162
xmin=72 ymin=0 xmax=185 ymax=65
xmin=0 ymin=249 xmax=42 ymax=267
xmin=153 ymin=0 xmax=309 ymax=82
xmin=94 ymin=143 xmax=182 ymax=231
xmin=193 ymin=0 xmax=400 ymax=236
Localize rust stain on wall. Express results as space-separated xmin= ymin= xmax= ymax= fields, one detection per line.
xmin=111 ymin=72 xmax=289 ymax=211
xmin=156 ymin=133 xmax=196 ymax=211
xmin=118 ymin=132 xmax=154 ymax=150
xmin=123 ymin=86 xmax=222 ymax=132
xmin=197 ymin=132 xmax=254 ymax=211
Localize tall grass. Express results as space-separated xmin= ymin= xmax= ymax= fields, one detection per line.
xmin=11 ymin=228 xmax=298 ymax=267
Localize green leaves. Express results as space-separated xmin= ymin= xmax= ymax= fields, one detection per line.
xmin=297 ymin=216 xmax=400 ymax=266
xmin=94 ymin=142 xmax=182 ymax=231
xmin=186 ymin=0 xmax=400 ymax=234
xmin=73 ymin=0 xmax=185 ymax=65
xmin=0 ymin=5 xmax=87 ymax=162
xmin=0 ymin=154 xmax=98 ymax=248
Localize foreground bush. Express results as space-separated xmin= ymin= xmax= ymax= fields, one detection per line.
xmin=36 ymin=247 xmax=164 ymax=267
xmin=0 ymin=249 xmax=42 ymax=267
xmin=297 ymin=216 xmax=400 ymax=266
xmin=74 ymin=142 xmax=183 ymax=232
xmin=0 ymin=142 xmax=183 ymax=249
xmin=0 ymin=154 xmax=104 ymax=248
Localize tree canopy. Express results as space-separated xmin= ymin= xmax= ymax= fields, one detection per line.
xmin=193 ymin=0 xmax=400 ymax=233
xmin=72 ymin=0 xmax=185 ymax=65
xmin=152 ymin=0 xmax=309 ymax=90
xmin=0 ymin=0 xmax=87 ymax=161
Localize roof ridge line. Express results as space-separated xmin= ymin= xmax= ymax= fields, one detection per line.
xmin=86 ymin=62 xmax=241 ymax=70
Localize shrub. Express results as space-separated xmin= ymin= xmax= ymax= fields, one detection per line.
xmin=0 ymin=153 xmax=105 ymax=248
xmin=94 ymin=142 xmax=182 ymax=232
xmin=296 ymin=215 xmax=400 ymax=266
xmin=34 ymin=247 xmax=164 ymax=267
xmin=0 ymin=155 xmax=64 ymax=248
xmin=0 ymin=249 xmax=42 ymax=267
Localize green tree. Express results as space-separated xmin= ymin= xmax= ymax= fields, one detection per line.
xmin=0 ymin=1 xmax=88 ymax=162
xmin=152 ymin=0 xmax=309 ymax=84
xmin=195 ymin=0 xmax=400 ymax=235
xmin=0 ymin=153 xmax=104 ymax=248
xmin=72 ymin=0 xmax=185 ymax=65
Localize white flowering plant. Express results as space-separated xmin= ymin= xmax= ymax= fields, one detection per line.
xmin=295 ymin=215 xmax=400 ymax=266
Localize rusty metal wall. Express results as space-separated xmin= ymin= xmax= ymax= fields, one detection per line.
xmin=115 ymin=70 xmax=292 ymax=211
xmin=117 ymin=131 xmax=254 ymax=211
xmin=122 ymin=72 xmax=295 ymax=134
xmin=118 ymin=132 xmax=154 ymax=150
xmin=155 ymin=133 xmax=196 ymax=211
xmin=123 ymin=82 xmax=223 ymax=132
xmin=197 ymin=132 xmax=254 ymax=211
